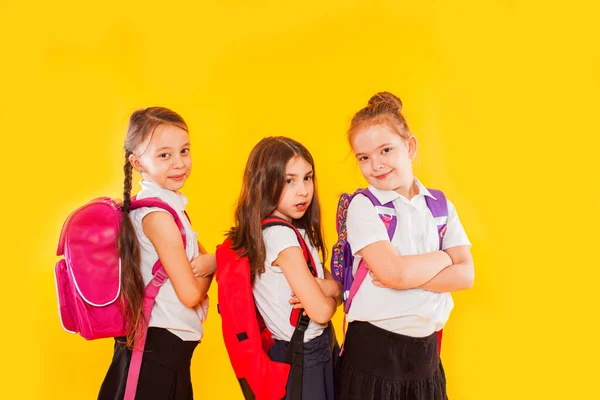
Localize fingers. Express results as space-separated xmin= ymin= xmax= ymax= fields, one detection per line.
xmin=369 ymin=270 xmax=384 ymax=287
xmin=289 ymin=295 xmax=304 ymax=310
xmin=288 ymin=296 xmax=301 ymax=305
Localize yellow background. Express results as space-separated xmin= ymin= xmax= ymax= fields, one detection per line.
xmin=1 ymin=1 xmax=598 ymax=399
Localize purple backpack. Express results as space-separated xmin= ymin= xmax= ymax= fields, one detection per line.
xmin=54 ymin=197 xmax=187 ymax=400
xmin=331 ymin=188 xmax=448 ymax=351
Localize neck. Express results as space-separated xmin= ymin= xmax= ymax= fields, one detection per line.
xmin=272 ymin=209 xmax=292 ymax=222
xmin=394 ymin=179 xmax=418 ymax=200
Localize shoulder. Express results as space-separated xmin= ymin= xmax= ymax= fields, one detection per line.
xmin=348 ymin=193 xmax=376 ymax=215
xmin=263 ymin=225 xmax=302 ymax=249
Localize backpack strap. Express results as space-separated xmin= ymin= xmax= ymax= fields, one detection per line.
xmin=424 ymin=188 xmax=448 ymax=353
xmin=337 ymin=189 xmax=398 ymax=355
xmin=261 ymin=216 xmax=318 ymax=281
xmin=344 ymin=188 xmax=396 ymax=313
xmin=122 ymin=198 xmax=188 ymax=400
xmin=424 ymin=189 xmax=448 ymax=251
xmin=261 ymin=215 xmax=316 ymax=400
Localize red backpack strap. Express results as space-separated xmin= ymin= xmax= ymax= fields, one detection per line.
xmin=261 ymin=216 xmax=318 ymax=278
xmin=261 ymin=215 xmax=316 ymax=400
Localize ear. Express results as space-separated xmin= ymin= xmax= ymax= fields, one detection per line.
xmin=407 ymin=136 xmax=418 ymax=160
xmin=128 ymin=153 xmax=143 ymax=173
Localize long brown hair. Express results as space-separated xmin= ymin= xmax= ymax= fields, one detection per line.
xmin=227 ymin=137 xmax=326 ymax=284
xmin=119 ymin=107 xmax=188 ymax=348
xmin=348 ymin=91 xmax=412 ymax=144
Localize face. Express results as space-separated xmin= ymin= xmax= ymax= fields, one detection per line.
xmin=129 ymin=124 xmax=192 ymax=191
xmin=273 ymin=155 xmax=314 ymax=222
xmin=351 ymin=124 xmax=417 ymax=193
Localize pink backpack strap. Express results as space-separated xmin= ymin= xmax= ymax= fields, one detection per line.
xmin=123 ymin=198 xmax=187 ymax=400
xmin=340 ymin=189 xmax=396 ymax=354
xmin=344 ymin=189 xmax=396 ymax=313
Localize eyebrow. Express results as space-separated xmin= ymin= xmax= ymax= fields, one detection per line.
xmin=154 ymin=142 xmax=190 ymax=152
xmin=355 ymin=143 xmax=394 ymax=156
xmin=286 ymin=170 xmax=313 ymax=177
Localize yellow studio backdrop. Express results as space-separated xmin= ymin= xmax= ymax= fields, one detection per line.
xmin=1 ymin=1 xmax=598 ymax=399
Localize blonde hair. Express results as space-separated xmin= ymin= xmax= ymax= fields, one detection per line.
xmin=348 ymin=91 xmax=411 ymax=145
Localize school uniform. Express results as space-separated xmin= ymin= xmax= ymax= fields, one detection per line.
xmin=98 ymin=180 xmax=208 ymax=400
xmin=338 ymin=179 xmax=471 ymax=400
xmin=253 ymin=225 xmax=337 ymax=400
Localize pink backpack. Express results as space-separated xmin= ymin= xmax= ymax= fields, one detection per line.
xmin=54 ymin=196 xmax=186 ymax=400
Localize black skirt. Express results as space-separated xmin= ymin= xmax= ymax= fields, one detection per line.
xmin=268 ymin=326 xmax=339 ymax=400
xmin=98 ymin=327 xmax=199 ymax=400
xmin=337 ymin=321 xmax=447 ymax=400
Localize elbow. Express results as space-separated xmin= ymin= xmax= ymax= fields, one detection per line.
xmin=308 ymin=300 xmax=336 ymax=324
xmin=310 ymin=312 xmax=333 ymax=325
xmin=178 ymin=288 xmax=204 ymax=308
xmin=379 ymin=268 xmax=412 ymax=290
xmin=374 ymin=256 xmax=414 ymax=289
xmin=464 ymin=266 xmax=475 ymax=289
xmin=180 ymin=296 xmax=199 ymax=309
xmin=459 ymin=263 xmax=475 ymax=290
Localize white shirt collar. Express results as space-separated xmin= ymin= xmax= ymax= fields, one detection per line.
xmin=136 ymin=180 xmax=188 ymax=211
xmin=367 ymin=177 xmax=436 ymax=205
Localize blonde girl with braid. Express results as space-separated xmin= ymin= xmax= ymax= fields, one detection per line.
xmin=98 ymin=107 xmax=216 ymax=400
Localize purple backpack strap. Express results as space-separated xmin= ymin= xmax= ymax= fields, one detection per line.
xmin=344 ymin=188 xmax=396 ymax=313
xmin=123 ymin=198 xmax=187 ymax=400
xmin=424 ymin=189 xmax=448 ymax=250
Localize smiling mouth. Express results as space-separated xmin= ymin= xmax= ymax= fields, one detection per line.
xmin=169 ymin=174 xmax=186 ymax=181
xmin=375 ymin=171 xmax=392 ymax=179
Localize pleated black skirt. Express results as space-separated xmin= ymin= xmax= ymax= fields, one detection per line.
xmin=98 ymin=327 xmax=199 ymax=400
xmin=337 ymin=321 xmax=447 ymax=400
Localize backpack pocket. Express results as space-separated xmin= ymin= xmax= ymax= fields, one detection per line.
xmin=54 ymin=259 xmax=79 ymax=334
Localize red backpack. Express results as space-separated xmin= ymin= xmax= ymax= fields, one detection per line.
xmin=216 ymin=216 xmax=317 ymax=400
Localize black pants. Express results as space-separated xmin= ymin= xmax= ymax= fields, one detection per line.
xmin=98 ymin=327 xmax=199 ymax=400
xmin=268 ymin=327 xmax=339 ymax=400
xmin=338 ymin=321 xmax=447 ymax=400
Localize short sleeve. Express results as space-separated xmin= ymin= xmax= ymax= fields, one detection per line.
xmin=130 ymin=207 xmax=172 ymax=246
xmin=347 ymin=194 xmax=390 ymax=255
xmin=262 ymin=226 xmax=303 ymax=273
xmin=441 ymin=199 xmax=471 ymax=250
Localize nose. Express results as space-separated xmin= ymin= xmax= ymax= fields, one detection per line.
xmin=298 ymin=181 xmax=309 ymax=197
xmin=370 ymin=155 xmax=384 ymax=171
xmin=171 ymin=154 xmax=185 ymax=169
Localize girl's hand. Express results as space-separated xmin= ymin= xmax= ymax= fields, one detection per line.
xmin=369 ymin=270 xmax=389 ymax=288
xmin=191 ymin=254 xmax=217 ymax=278
xmin=112 ymin=198 xmax=123 ymax=206
xmin=315 ymin=277 xmax=342 ymax=298
xmin=288 ymin=292 xmax=307 ymax=315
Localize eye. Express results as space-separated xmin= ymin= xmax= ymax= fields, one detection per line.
xmin=286 ymin=178 xmax=294 ymax=184
xmin=382 ymin=147 xmax=392 ymax=154
xmin=159 ymin=153 xmax=170 ymax=159
xmin=181 ymin=148 xmax=190 ymax=154
xmin=304 ymin=175 xmax=313 ymax=181
xmin=358 ymin=155 xmax=368 ymax=162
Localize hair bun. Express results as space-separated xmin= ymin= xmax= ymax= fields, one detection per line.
xmin=367 ymin=91 xmax=403 ymax=112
